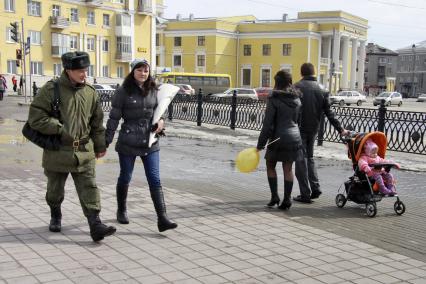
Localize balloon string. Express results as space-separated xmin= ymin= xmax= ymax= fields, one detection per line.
xmin=266 ymin=137 xmax=280 ymax=146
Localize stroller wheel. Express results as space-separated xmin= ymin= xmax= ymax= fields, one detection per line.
xmin=394 ymin=200 xmax=406 ymax=215
xmin=366 ymin=202 xmax=377 ymax=217
xmin=335 ymin=194 xmax=347 ymax=208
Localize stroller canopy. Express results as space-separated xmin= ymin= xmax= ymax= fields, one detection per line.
xmin=348 ymin=131 xmax=387 ymax=164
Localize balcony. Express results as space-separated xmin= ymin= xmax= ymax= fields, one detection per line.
xmin=115 ymin=51 xmax=132 ymax=62
xmin=50 ymin=16 xmax=70 ymax=29
xmin=51 ymin=46 xmax=70 ymax=58
xmin=137 ymin=0 xmax=153 ymax=14
xmin=85 ymin=0 xmax=103 ymax=7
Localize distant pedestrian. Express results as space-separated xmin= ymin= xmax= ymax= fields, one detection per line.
xmin=12 ymin=75 xmax=17 ymax=92
xmin=0 ymin=74 xmax=7 ymax=101
xmin=294 ymin=63 xmax=348 ymax=203
xmin=27 ymin=51 xmax=116 ymax=242
xmin=19 ymin=76 xmax=23 ymax=90
xmin=32 ymin=81 xmax=38 ymax=97
xmin=256 ymin=70 xmax=303 ymax=210
xmin=105 ymin=58 xmax=177 ymax=232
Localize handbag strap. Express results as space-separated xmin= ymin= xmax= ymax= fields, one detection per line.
xmin=51 ymin=81 xmax=61 ymax=119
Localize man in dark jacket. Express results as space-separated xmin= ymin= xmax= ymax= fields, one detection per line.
xmin=293 ymin=63 xmax=348 ymax=203
xmin=27 ymin=51 xmax=116 ymax=242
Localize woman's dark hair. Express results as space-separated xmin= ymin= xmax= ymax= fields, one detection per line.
xmin=300 ymin=63 xmax=315 ymax=77
xmin=122 ymin=62 xmax=157 ymax=95
xmin=274 ymin=70 xmax=292 ymax=90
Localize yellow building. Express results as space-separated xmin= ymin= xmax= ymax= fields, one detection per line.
xmin=157 ymin=11 xmax=368 ymax=93
xmin=0 ymin=0 xmax=162 ymax=90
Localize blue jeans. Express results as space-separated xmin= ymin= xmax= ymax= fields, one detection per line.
xmin=117 ymin=151 xmax=161 ymax=189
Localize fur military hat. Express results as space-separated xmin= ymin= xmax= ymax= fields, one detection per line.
xmin=61 ymin=51 xmax=90 ymax=70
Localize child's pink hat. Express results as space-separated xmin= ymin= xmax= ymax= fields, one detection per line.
xmin=364 ymin=139 xmax=378 ymax=156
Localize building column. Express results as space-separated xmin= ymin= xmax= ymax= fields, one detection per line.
xmin=96 ymin=35 xmax=102 ymax=77
xmin=332 ymin=30 xmax=341 ymax=74
xmin=80 ymin=34 xmax=85 ymax=52
xmin=357 ymin=41 xmax=366 ymax=91
xmin=350 ymin=38 xmax=358 ymax=90
xmin=150 ymin=0 xmax=157 ymax=72
xmin=341 ymin=36 xmax=349 ymax=89
xmin=324 ymin=36 xmax=332 ymax=88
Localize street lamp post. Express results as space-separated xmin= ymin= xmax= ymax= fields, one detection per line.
xmin=410 ymin=44 xmax=416 ymax=98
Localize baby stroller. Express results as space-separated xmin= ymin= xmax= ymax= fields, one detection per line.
xmin=336 ymin=131 xmax=406 ymax=217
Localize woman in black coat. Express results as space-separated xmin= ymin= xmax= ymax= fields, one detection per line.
xmin=105 ymin=59 xmax=177 ymax=232
xmin=257 ymin=70 xmax=303 ymax=210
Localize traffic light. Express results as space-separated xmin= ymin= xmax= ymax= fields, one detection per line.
xmin=16 ymin=49 xmax=22 ymax=60
xmin=10 ymin=22 xmax=19 ymax=43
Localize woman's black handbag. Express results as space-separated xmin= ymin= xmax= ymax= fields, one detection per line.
xmin=22 ymin=82 xmax=62 ymax=150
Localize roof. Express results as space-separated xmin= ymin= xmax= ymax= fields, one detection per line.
xmin=366 ymin=43 xmax=398 ymax=56
xmin=397 ymin=40 xmax=426 ymax=53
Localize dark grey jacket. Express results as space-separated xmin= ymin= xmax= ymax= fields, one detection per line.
xmin=257 ymin=88 xmax=302 ymax=151
xmin=105 ymin=84 xmax=159 ymax=156
xmin=295 ymin=76 xmax=343 ymax=135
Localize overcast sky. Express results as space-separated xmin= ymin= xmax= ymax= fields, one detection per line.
xmin=163 ymin=0 xmax=426 ymax=51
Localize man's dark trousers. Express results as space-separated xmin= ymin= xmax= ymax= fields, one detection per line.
xmin=295 ymin=132 xmax=320 ymax=198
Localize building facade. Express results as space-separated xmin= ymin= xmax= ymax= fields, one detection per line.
xmin=364 ymin=43 xmax=398 ymax=96
xmin=0 ymin=0 xmax=161 ymax=91
xmin=157 ymin=11 xmax=368 ymax=94
xmin=396 ymin=40 xmax=426 ymax=97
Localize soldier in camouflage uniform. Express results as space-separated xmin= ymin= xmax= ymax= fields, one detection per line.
xmin=27 ymin=51 xmax=116 ymax=242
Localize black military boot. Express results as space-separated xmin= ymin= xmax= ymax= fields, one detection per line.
xmin=266 ymin=177 xmax=280 ymax=207
xmin=116 ymin=184 xmax=129 ymax=224
xmin=87 ymin=212 xmax=116 ymax=242
xmin=279 ymin=180 xmax=293 ymax=210
xmin=49 ymin=206 xmax=62 ymax=232
xmin=150 ymin=187 xmax=177 ymax=232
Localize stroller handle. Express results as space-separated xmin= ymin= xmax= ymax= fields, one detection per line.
xmin=341 ymin=130 xmax=358 ymax=144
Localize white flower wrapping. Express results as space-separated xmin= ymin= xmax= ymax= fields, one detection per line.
xmin=149 ymin=83 xmax=180 ymax=147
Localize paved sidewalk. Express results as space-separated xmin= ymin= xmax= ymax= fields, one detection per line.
xmin=1 ymin=172 xmax=426 ymax=284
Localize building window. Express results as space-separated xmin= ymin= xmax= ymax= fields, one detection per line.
xmin=116 ymin=14 xmax=130 ymax=26
xmin=156 ymin=34 xmax=160 ymax=46
xmin=263 ymin=44 xmax=271 ymax=56
xmin=87 ymin=11 xmax=95 ymax=25
xmin=174 ymin=37 xmax=181 ymax=47
xmin=103 ymin=14 xmax=110 ymax=26
xmin=261 ymin=68 xmax=271 ymax=87
xmin=29 ymin=30 xmax=41 ymax=45
xmin=282 ymin=44 xmax=291 ymax=56
xmin=31 ymin=61 xmax=43 ymax=75
xmin=27 ymin=0 xmax=41 ymax=16
xmin=102 ymin=39 xmax=109 ymax=52
xmin=379 ymin=57 xmax=387 ymax=64
xmin=5 ymin=0 xmax=16 ymax=12
xmin=7 ymin=60 xmax=17 ymax=74
xmin=87 ymin=65 xmax=94 ymax=77
xmin=6 ymin=27 xmax=13 ymax=42
xmin=70 ymin=8 xmax=78 ymax=22
xmin=52 ymin=33 xmax=70 ymax=56
xmin=197 ymin=55 xmax=205 ymax=67
xmin=53 ymin=63 xmax=62 ymax=76
xmin=242 ymin=68 xmax=251 ymax=86
xmin=87 ymin=38 xmax=95 ymax=51
xmin=70 ymin=35 xmax=78 ymax=49
xmin=173 ymin=55 xmax=182 ymax=67
xmin=52 ymin=4 xmax=60 ymax=17
xmin=156 ymin=55 xmax=159 ymax=66
xmin=197 ymin=36 xmax=205 ymax=46
xmin=116 ymin=36 xmax=131 ymax=53
xmin=117 ymin=66 xmax=124 ymax=78
xmin=102 ymin=66 xmax=109 ymax=77
xmin=243 ymin=44 xmax=251 ymax=56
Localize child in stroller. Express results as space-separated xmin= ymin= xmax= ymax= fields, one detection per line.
xmin=335 ymin=131 xmax=405 ymax=217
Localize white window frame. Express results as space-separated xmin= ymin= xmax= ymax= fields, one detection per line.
xmin=29 ymin=30 xmax=41 ymax=45
xmin=87 ymin=37 xmax=95 ymax=51
xmin=87 ymin=11 xmax=95 ymax=25
xmin=117 ymin=66 xmax=124 ymax=78
xmin=282 ymin=43 xmax=292 ymax=56
xmin=52 ymin=4 xmax=60 ymax=17
xmin=27 ymin=0 xmax=41 ymax=16
xmin=102 ymin=65 xmax=109 ymax=77
xmin=5 ymin=0 xmax=15 ymax=12
xmin=70 ymin=35 xmax=78 ymax=49
xmin=116 ymin=36 xmax=131 ymax=53
xmin=53 ymin=63 xmax=62 ymax=76
xmin=103 ymin=14 xmax=110 ymax=27
xmin=87 ymin=65 xmax=94 ymax=77
xmin=241 ymin=66 xmax=252 ymax=87
xmin=102 ymin=39 xmax=109 ymax=52
xmin=116 ymin=14 xmax=131 ymax=26
xmin=70 ymin=8 xmax=79 ymax=22
xmin=173 ymin=54 xmax=182 ymax=67
xmin=31 ymin=61 xmax=43 ymax=75
xmin=260 ymin=65 xmax=272 ymax=87
xmin=6 ymin=27 xmax=14 ymax=42
xmin=7 ymin=60 xmax=17 ymax=74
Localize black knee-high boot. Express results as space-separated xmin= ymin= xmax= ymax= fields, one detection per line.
xmin=279 ymin=180 xmax=293 ymax=210
xmin=150 ymin=187 xmax=177 ymax=232
xmin=116 ymin=184 xmax=129 ymax=224
xmin=266 ymin=177 xmax=280 ymax=207
xmin=49 ymin=206 xmax=62 ymax=232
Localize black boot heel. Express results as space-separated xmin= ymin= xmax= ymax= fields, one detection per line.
xmin=266 ymin=197 xmax=280 ymax=207
xmin=278 ymin=200 xmax=292 ymax=210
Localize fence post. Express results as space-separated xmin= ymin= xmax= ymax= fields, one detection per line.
xmin=197 ymin=88 xmax=203 ymax=126
xmin=167 ymin=99 xmax=173 ymax=121
xmin=377 ymin=100 xmax=387 ymax=132
xmin=230 ymin=89 xmax=237 ymax=130
xmin=317 ymin=114 xmax=325 ymax=146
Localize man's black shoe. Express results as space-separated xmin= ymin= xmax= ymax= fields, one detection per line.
xmin=310 ymin=190 xmax=322 ymax=199
xmin=293 ymin=195 xmax=312 ymax=203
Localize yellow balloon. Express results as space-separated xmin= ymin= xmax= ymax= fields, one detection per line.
xmin=236 ymin=147 xmax=260 ymax=173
